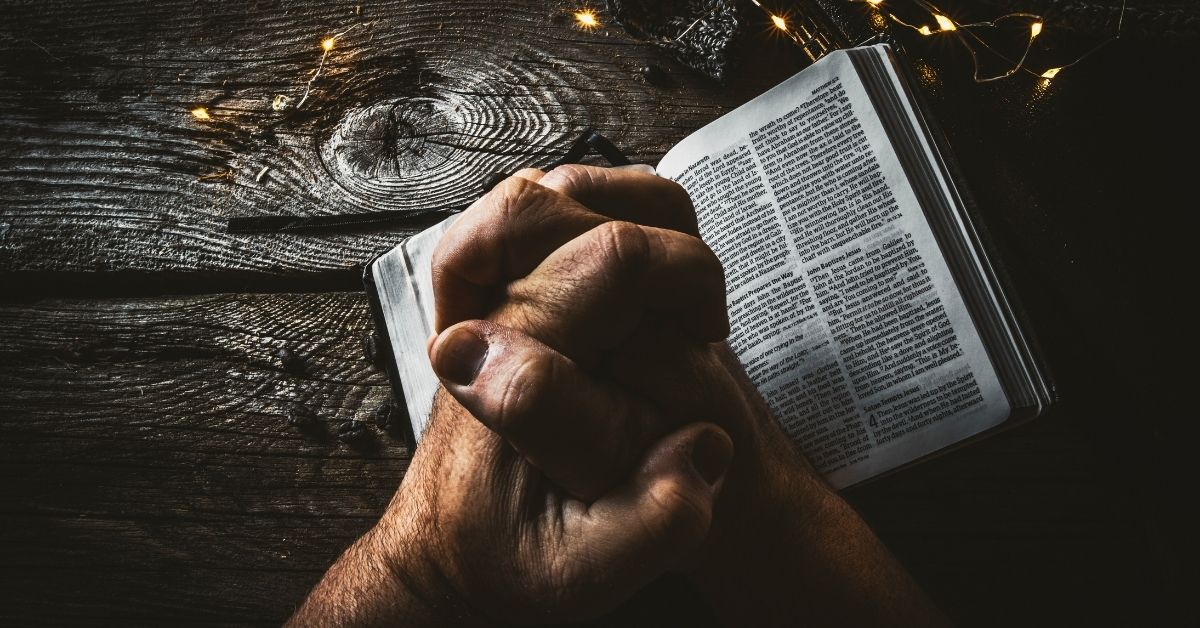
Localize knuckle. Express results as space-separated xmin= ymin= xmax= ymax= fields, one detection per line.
xmin=545 ymin=163 xmax=603 ymax=193
xmin=495 ymin=351 xmax=556 ymax=437
xmin=661 ymin=229 xmax=725 ymax=288
xmin=429 ymin=214 xmax=474 ymax=273
xmin=590 ymin=220 xmax=650 ymax=271
xmin=490 ymin=175 xmax=555 ymax=224
xmin=512 ymin=167 xmax=546 ymax=180
xmin=688 ymin=233 xmax=727 ymax=277
xmin=660 ymin=179 xmax=700 ymax=223
xmin=429 ymin=243 xmax=452 ymax=278
xmin=660 ymin=177 xmax=691 ymax=202
xmin=642 ymin=478 xmax=709 ymax=544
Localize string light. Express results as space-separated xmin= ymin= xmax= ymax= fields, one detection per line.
xmin=790 ymin=0 xmax=1128 ymax=83
xmin=750 ymin=0 xmax=833 ymax=62
xmin=188 ymin=1 xmax=1126 ymax=129
xmin=675 ymin=6 xmax=721 ymax=42
xmin=294 ymin=22 xmax=371 ymax=110
xmin=184 ymin=20 xmax=376 ymax=181
xmin=574 ymin=9 xmax=600 ymax=30
xmin=296 ymin=38 xmax=335 ymax=109
xmin=587 ymin=0 xmax=1122 ymax=76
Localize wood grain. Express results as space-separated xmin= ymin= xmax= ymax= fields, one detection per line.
xmin=0 ymin=292 xmax=725 ymax=626
xmin=0 ymin=0 xmax=787 ymax=280
xmin=1 ymin=0 xmax=1193 ymax=625
xmin=0 ymin=292 xmax=1168 ymax=625
xmin=0 ymin=292 xmax=401 ymax=624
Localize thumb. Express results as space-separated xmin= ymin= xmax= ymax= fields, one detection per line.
xmin=564 ymin=423 xmax=733 ymax=609
xmin=430 ymin=319 xmax=673 ymax=501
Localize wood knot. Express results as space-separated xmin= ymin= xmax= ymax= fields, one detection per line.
xmin=274 ymin=347 xmax=306 ymax=375
xmin=373 ymin=401 xmax=395 ymax=430
xmin=285 ymin=405 xmax=320 ymax=429
xmin=311 ymin=56 xmax=609 ymax=215
xmin=320 ymin=97 xmax=463 ymax=204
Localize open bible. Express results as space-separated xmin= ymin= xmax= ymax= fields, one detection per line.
xmin=365 ymin=44 xmax=1054 ymax=489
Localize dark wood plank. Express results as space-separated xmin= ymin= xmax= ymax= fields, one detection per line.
xmin=0 ymin=292 xmax=1177 ymax=625
xmin=0 ymin=293 xmax=401 ymax=624
xmin=0 ymin=0 xmax=776 ymax=279
xmin=2 ymin=1 xmax=1193 ymax=625
xmin=0 ymin=293 xmax=724 ymax=626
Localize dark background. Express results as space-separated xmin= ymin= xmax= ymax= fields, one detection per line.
xmin=1 ymin=0 xmax=1195 ymax=625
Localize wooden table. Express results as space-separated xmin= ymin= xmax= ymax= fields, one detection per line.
xmin=1 ymin=1 xmax=1192 ymax=625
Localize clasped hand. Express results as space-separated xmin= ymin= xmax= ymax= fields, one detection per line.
xmin=289 ymin=165 xmax=947 ymax=628
xmin=411 ymin=164 xmax=777 ymax=624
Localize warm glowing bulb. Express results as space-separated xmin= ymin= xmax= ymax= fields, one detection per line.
xmin=1031 ymin=21 xmax=1043 ymax=38
xmin=865 ymin=0 xmax=883 ymax=6
xmin=321 ymin=37 xmax=336 ymax=51
xmin=917 ymin=25 xmax=932 ymax=36
xmin=933 ymin=14 xmax=956 ymax=32
xmin=1040 ymin=67 xmax=1061 ymax=79
xmin=574 ymin=10 xmax=599 ymax=29
xmin=770 ymin=14 xmax=788 ymax=31
xmin=191 ymin=107 xmax=211 ymax=121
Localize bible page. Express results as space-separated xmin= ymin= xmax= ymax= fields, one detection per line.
xmin=656 ymin=46 xmax=1008 ymax=488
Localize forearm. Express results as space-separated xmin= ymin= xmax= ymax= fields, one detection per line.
xmin=286 ymin=523 xmax=444 ymax=627
xmin=287 ymin=411 xmax=489 ymax=628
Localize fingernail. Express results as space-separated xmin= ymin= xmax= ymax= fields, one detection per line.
xmin=434 ymin=327 xmax=489 ymax=386
xmin=690 ymin=429 xmax=733 ymax=486
xmin=615 ymin=163 xmax=656 ymax=175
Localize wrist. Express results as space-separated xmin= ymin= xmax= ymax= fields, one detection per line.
xmin=696 ymin=425 xmax=838 ymax=569
xmin=366 ymin=478 xmax=493 ymax=627
xmin=686 ymin=406 xmax=947 ymax=627
xmin=288 ymin=470 xmax=491 ymax=627
xmin=286 ymin=519 xmax=458 ymax=628
xmin=360 ymin=521 xmax=448 ymax=625
xmin=686 ymin=349 xmax=848 ymax=621
xmin=708 ymin=341 xmax=836 ymax=535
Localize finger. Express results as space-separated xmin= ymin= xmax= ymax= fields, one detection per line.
xmin=432 ymin=166 xmax=701 ymax=333
xmin=428 ymin=319 xmax=666 ymax=501
xmin=510 ymin=167 xmax=545 ymax=183
xmin=496 ymin=220 xmax=729 ymax=366
xmin=605 ymin=324 xmax=767 ymax=454
xmin=432 ymin=176 xmax=609 ymax=332
xmin=538 ymin=164 xmax=700 ymax=237
xmin=558 ymin=423 xmax=732 ymax=612
xmin=614 ymin=163 xmax=657 ymax=175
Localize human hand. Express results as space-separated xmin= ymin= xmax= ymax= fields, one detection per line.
xmin=291 ymin=165 xmax=947 ymax=627
xmin=339 ymin=166 xmax=740 ymax=624
xmin=290 ymin=368 xmax=732 ymax=627
xmin=289 ymin=165 xmax=738 ymax=624
xmin=429 ymin=165 xmax=760 ymax=501
xmin=429 ymin=163 xmax=814 ymax=514
xmin=422 ymin=165 xmax=836 ymax=623
xmin=425 ymin=165 xmax=947 ymax=626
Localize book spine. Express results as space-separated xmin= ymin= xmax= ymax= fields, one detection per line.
xmin=362 ymin=254 xmax=419 ymax=446
xmin=884 ymin=46 xmax=1058 ymax=408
